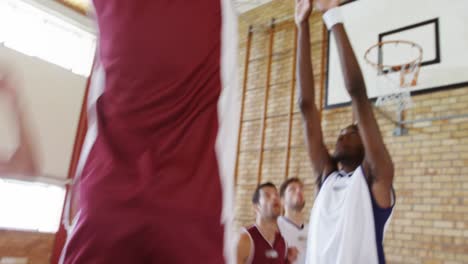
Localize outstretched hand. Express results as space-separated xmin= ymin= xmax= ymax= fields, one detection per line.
xmin=295 ymin=0 xmax=312 ymax=25
xmin=314 ymin=0 xmax=340 ymax=13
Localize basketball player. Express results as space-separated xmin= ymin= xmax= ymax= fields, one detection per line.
xmin=278 ymin=178 xmax=308 ymax=264
xmin=295 ymin=0 xmax=395 ymax=263
xmin=237 ymin=182 xmax=298 ymax=264
xmin=0 ymin=72 xmax=37 ymax=176
xmin=53 ymin=0 xmax=240 ymax=263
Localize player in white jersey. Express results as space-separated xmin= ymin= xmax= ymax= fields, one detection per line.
xmin=295 ymin=0 xmax=395 ymax=263
xmin=278 ymin=178 xmax=308 ymax=264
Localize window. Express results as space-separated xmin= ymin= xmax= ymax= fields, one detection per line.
xmin=0 ymin=0 xmax=96 ymax=76
xmin=0 ymin=0 xmax=92 ymax=233
xmin=0 ymin=178 xmax=66 ymax=233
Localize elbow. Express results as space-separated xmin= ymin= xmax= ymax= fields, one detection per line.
xmin=346 ymin=80 xmax=368 ymax=98
xmin=348 ymin=88 xmax=366 ymax=99
xmin=22 ymin=160 xmax=38 ymax=176
xmin=298 ymin=97 xmax=313 ymax=114
xmin=28 ymin=160 xmax=39 ymax=175
xmin=24 ymin=154 xmax=39 ymax=176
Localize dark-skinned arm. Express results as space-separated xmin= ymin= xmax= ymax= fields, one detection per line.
xmin=296 ymin=0 xmax=335 ymax=189
xmin=330 ymin=23 xmax=394 ymax=208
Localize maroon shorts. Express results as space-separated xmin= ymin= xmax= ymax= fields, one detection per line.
xmin=62 ymin=195 xmax=225 ymax=263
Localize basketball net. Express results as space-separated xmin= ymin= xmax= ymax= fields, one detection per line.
xmin=364 ymin=40 xmax=423 ymax=112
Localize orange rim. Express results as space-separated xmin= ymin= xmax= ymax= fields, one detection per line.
xmin=364 ymin=40 xmax=423 ymax=71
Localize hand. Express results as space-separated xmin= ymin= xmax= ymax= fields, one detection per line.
xmin=295 ymin=0 xmax=312 ymax=26
xmin=0 ymin=69 xmax=19 ymax=108
xmin=287 ymin=247 xmax=299 ymax=263
xmin=314 ymin=0 xmax=340 ymax=13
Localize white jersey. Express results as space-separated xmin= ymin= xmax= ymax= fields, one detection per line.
xmin=305 ymin=166 xmax=379 ymax=264
xmin=278 ymin=216 xmax=308 ymax=264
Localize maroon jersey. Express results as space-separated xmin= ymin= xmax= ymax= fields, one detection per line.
xmin=246 ymin=225 xmax=288 ymax=264
xmin=59 ymin=0 xmax=240 ymax=263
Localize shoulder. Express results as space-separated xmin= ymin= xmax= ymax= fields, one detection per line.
xmin=277 ymin=216 xmax=286 ymax=227
xmin=325 ymin=169 xmax=339 ymax=180
xmin=244 ymin=225 xmax=256 ymax=234
xmin=237 ymin=229 xmax=253 ymax=263
xmin=319 ymin=170 xmax=339 ymax=188
xmin=239 ymin=230 xmax=252 ymax=242
xmin=239 ymin=227 xmax=254 ymax=244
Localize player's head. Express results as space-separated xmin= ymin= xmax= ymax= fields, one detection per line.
xmin=280 ymin=177 xmax=305 ymax=212
xmin=333 ymin=124 xmax=364 ymax=164
xmin=252 ymin=182 xmax=281 ymax=220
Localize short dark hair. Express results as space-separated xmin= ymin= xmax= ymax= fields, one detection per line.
xmin=346 ymin=124 xmax=359 ymax=131
xmin=279 ymin=177 xmax=303 ymax=198
xmin=252 ymin=182 xmax=276 ymax=204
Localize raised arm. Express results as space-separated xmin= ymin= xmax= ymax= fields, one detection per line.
xmin=295 ymin=0 xmax=335 ymax=188
xmin=0 ymin=73 xmax=38 ymax=176
xmin=317 ymin=1 xmax=394 ymax=207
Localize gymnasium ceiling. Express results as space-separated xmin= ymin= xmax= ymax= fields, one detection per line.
xmin=58 ymin=0 xmax=275 ymax=15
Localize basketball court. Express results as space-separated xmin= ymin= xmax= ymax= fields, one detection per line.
xmin=0 ymin=0 xmax=467 ymax=263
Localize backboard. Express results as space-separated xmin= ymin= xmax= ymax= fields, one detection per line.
xmin=325 ymin=0 xmax=468 ymax=108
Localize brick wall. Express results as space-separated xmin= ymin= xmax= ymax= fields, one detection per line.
xmin=0 ymin=229 xmax=54 ymax=264
xmin=235 ymin=1 xmax=468 ymax=263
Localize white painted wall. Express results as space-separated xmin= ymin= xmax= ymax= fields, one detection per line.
xmin=0 ymin=45 xmax=87 ymax=179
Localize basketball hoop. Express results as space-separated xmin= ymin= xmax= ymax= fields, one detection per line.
xmin=364 ymin=40 xmax=423 ymax=111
